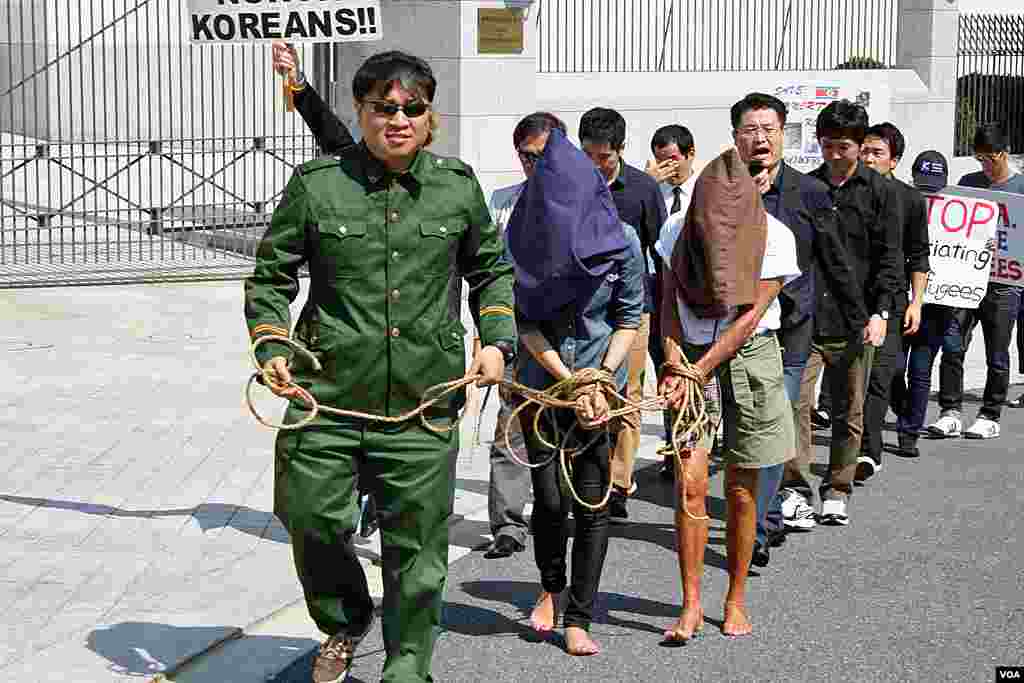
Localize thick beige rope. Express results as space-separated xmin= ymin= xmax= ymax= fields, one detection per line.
xmin=661 ymin=360 xmax=715 ymax=522
xmin=246 ymin=335 xmax=710 ymax=515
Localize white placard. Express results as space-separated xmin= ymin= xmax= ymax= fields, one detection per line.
xmin=922 ymin=191 xmax=999 ymax=308
xmin=771 ymin=82 xmax=889 ymax=174
xmin=187 ymin=0 xmax=383 ymax=43
xmin=942 ymin=184 xmax=1024 ymax=288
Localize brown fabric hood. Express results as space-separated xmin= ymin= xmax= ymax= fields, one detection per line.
xmin=669 ymin=148 xmax=767 ymax=319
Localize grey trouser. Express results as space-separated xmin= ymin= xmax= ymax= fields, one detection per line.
xmin=488 ymin=367 xmax=531 ymax=544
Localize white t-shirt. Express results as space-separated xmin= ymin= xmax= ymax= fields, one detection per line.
xmin=675 ymin=213 xmax=801 ymax=345
xmin=654 ymin=174 xmax=698 ymax=266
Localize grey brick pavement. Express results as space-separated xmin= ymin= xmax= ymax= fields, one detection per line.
xmin=0 ymin=282 xmax=499 ymax=682
xmin=0 ymin=281 xmax=1012 ymax=682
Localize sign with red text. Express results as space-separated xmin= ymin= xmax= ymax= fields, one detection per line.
xmin=942 ymin=184 xmax=1024 ymax=288
xmin=921 ymin=192 xmax=998 ymax=308
xmin=187 ymin=0 xmax=382 ymax=43
xmin=772 ymin=81 xmax=889 ymax=173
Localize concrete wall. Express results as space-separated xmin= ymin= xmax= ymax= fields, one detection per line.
xmin=0 ymin=0 xmax=980 ymax=199
xmin=529 ymin=69 xmax=941 ymax=190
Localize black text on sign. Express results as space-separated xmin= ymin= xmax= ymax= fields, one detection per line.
xmin=188 ymin=0 xmax=383 ymax=43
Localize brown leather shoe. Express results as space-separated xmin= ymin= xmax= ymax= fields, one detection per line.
xmin=312 ymin=633 xmax=357 ymax=683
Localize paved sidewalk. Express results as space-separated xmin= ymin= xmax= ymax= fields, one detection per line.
xmin=0 ymin=282 xmax=498 ymax=682
xmin=1 ymin=281 xmax=1017 ymax=682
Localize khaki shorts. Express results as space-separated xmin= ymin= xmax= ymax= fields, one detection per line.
xmin=683 ymin=332 xmax=792 ymax=469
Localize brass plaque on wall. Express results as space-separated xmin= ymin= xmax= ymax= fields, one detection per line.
xmin=478 ymin=8 xmax=524 ymax=54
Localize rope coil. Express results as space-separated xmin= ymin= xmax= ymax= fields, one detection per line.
xmin=246 ymin=335 xmax=714 ymax=518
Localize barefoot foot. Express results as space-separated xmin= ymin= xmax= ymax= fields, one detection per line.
xmin=529 ymin=591 xmax=558 ymax=634
xmin=663 ymin=606 xmax=704 ymax=642
xmin=565 ymin=626 xmax=600 ymax=656
xmin=722 ymin=601 xmax=753 ymax=637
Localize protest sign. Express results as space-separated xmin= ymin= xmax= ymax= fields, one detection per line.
xmin=921 ymin=191 xmax=998 ymax=308
xmin=771 ymin=82 xmax=889 ymax=174
xmin=942 ymin=184 xmax=1024 ymax=288
xmin=187 ymin=0 xmax=383 ymax=43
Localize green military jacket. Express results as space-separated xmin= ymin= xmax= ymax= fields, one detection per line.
xmin=244 ymin=143 xmax=516 ymax=418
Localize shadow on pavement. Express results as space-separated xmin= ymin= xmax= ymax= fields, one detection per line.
xmin=85 ymin=621 xmax=317 ymax=679
xmin=453 ymin=579 xmax=686 ymax=636
xmin=0 ymin=494 xmax=391 ymax=564
xmin=0 ymin=495 xmax=288 ymax=540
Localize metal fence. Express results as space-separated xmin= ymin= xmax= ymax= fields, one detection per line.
xmin=537 ymin=0 xmax=899 ymax=73
xmin=0 ymin=0 xmax=318 ymax=288
xmin=955 ymin=13 xmax=1024 ymax=157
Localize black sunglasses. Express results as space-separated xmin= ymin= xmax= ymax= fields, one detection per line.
xmin=517 ymin=149 xmax=543 ymax=165
xmin=363 ymin=99 xmax=431 ymax=119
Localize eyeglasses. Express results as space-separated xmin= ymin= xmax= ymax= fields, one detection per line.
xmin=736 ymin=125 xmax=781 ymax=138
xmin=517 ymin=149 xmax=543 ymax=166
xmin=362 ymin=99 xmax=431 ymax=119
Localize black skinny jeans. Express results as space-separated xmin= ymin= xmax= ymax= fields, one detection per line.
xmin=938 ymin=285 xmax=1021 ymax=421
xmin=521 ymin=406 xmax=612 ymax=631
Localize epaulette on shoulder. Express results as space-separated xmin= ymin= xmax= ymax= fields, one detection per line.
xmin=428 ymin=152 xmax=474 ymax=177
xmin=297 ymin=156 xmax=339 ymax=176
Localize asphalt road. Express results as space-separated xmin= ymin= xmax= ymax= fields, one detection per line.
xmin=273 ymin=402 xmax=1024 ymax=683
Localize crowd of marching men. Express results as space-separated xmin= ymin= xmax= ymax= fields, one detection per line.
xmin=247 ymin=44 xmax=1024 ymax=682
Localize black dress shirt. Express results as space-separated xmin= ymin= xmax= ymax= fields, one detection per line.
xmin=891 ymin=178 xmax=930 ymax=310
xmin=608 ymin=162 xmax=667 ymax=270
xmin=608 ymin=161 xmax=667 ymax=313
xmin=809 ymin=161 xmax=904 ymax=337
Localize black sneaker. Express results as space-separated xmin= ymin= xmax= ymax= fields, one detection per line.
xmin=765 ymin=527 xmax=787 ymax=548
xmin=894 ymin=433 xmax=920 ymax=458
xmin=854 ymin=455 xmax=880 ymax=483
xmin=751 ymin=541 xmax=770 ymax=568
xmin=608 ymin=487 xmax=629 ymax=523
xmin=484 ymin=534 xmax=525 ymax=559
xmin=811 ymin=407 xmax=831 ymax=431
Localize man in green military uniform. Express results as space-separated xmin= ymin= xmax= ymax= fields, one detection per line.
xmin=244 ymin=51 xmax=515 ymax=683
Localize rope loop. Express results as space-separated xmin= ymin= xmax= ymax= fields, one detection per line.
xmin=245 ymin=336 xmax=714 ymax=516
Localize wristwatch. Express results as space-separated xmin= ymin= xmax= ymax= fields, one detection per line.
xmin=877 ymin=310 xmax=890 ymax=321
xmin=493 ymin=340 xmax=517 ymax=364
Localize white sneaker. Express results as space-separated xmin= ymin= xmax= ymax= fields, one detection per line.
xmin=926 ymin=412 xmax=962 ymax=439
xmin=820 ymin=498 xmax=849 ymax=526
xmin=964 ymin=417 xmax=1000 ymax=439
xmin=780 ymin=489 xmax=816 ymax=530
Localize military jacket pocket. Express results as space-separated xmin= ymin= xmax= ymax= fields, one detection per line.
xmin=419 ymin=220 xmax=467 ymax=277
xmin=316 ymin=220 xmax=368 ymax=279
xmin=439 ymin=318 xmax=467 ymax=351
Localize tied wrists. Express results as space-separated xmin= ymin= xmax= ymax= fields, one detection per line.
xmin=661 ymin=359 xmax=707 ymax=386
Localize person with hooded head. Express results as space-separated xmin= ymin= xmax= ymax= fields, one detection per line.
xmin=506 ymin=128 xmax=645 ymax=657
xmin=659 ymin=148 xmax=801 ymax=640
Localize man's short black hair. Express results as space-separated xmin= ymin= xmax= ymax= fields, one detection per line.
xmin=974 ymin=122 xmax=1010 ymax=154
xmin=512 ymin=112 xmax=567 ymax=149
xmin=865 ymin=122 xmax=906 ymax=161
xmin=816 ymin=100 xmax=869 ymax=144
xmin=579 ymin=107 xmax=627 ymax=150
xmin=730 ymin=92 xmax=788 ymax=129
xmin=650 ymin=125 xmax=694 ymax=155
xmin=353 ymin=51 xmax=436 ymax=103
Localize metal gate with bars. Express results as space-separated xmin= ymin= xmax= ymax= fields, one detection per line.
xmin=955 ymin=13 xmax=1024 ymax=157
xmin=0 ymin=0 xmax=318 ymax=287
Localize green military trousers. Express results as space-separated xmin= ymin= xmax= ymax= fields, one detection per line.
xmin=274 ymin=413 xmax=456 ymax=683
